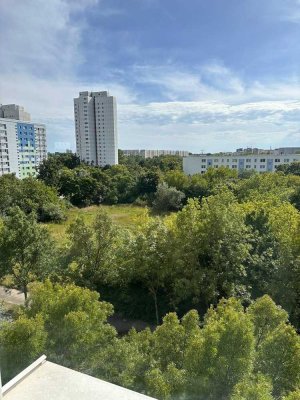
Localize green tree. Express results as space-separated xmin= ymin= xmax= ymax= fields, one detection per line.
xmin=282 ymin=389 xmax=300 ymax=400
xmin=185 ymin=298 xmax=255 ymax=399
xmin=66 ymin=209 xmax=123 ymax=288
xmin=230 ymin=375 xmax=274 ymax=400
xmin=0 ymin=208 xmax=56 ymax=299
xmin=248 ymin=295 xmax=288 ymax=348
xmin=255 ymin=323 xmax=300 ymax=398
xmin=276 ymin=161 xmax=300 ymax=176
xmin=137 ymin=170 xmax=161 ymax=196
xmin=0 ymin=174 xmax=66 ymax=222
xmin=127 ymin=215 xmax=176 ymax=324
xmin=38 ymin=152 xmax=81 ymax=187
xmin=172 ymin=192 xmax=251 ymax=308
xmin=0 ymin=315 xmax=47 ymax=383
xmin=25 ymin=281 xmax=116 ymax=370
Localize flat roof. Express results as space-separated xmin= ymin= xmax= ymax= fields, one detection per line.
xmin=2 ymin=356 xmax=156 ymax=400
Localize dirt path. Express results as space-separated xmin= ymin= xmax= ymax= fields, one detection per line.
xmin=0 ymin=286 xmax=25 ymax=306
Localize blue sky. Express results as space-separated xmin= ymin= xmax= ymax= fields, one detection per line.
xmin=0 ymin=0 xmax=300 ymax=153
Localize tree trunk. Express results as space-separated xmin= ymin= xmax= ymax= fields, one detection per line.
xmin=152 ymin=290 xmax=159 ymax=325
xmin=23 ymin=285 xmax=28 ymax=301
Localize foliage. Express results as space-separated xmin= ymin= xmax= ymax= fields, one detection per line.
xmin=276 ymin=161 xmax=300 ymax=176
xmin=0 ymin=207 xmax=56 ymax=298
xmin=1 ymin=284 xmax=300 ymax=400
xmin=152 ymin=182 xmax=185 ymax=212
xmin=0 ymin=315 xmax=46 ymax=383
xmin=230 ymin=375 xmax=274 ymax=400
xmin=65 ymin=209 xmax=125 ymax=288
xmin=0 ymin=174 xmax=66 ymax=222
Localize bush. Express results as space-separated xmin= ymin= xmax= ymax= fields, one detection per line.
xmin=152 ymin=182 xmax=185 ymax=213
xmin=38 ymin=202 xmax=67 ymax=222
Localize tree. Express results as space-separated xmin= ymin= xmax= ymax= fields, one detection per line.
xmin=0 ymin=208 xmax=56 ymax=299
xmin=247 ymin=295 xmax=288 ymax=348
xmin=230 ymin=375 xmax=274 ymax=400
xmin=152 ymin=182 xmax=185 ymax=213
xmin=0 ymin=315 xmax=46 ymax=383
xmin=276 ymin=161 xmax=300 ymax=176
xmin=172 ymin=191 xmax=252 ymax=308
xmin=38 ymin=152 xmax=81 ymax=187
xmin=66 ymin=209 xmax=123 ymax=288
xmin=25 ymin=281 xmax=116 ymax=370
xmin=185 ymin=298 xmax=255 ymax=399
xmin=137 ymin=170 xmax=161 ymax=196
xmin=255 ymin=323 xmax=300 ymax=398
xmin=164 ymin=170 xmax=189 ymax=192
xmin=282 ymin=389 xmax=300 ymax=400
xmin=126 ymin=215 xmax=176 ymax=324
xmin=0 ymin=174 xmax=66 ymax=222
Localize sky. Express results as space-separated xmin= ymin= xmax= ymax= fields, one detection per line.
xmin=0 ymin=0 xmax=300 ymax=153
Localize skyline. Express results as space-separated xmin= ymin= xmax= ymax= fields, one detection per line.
xmin=1 ymin=0 xmax=300 ymax=153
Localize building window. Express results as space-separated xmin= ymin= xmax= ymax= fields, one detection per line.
xmin=260 ymin=159 xmax=266 ymax=162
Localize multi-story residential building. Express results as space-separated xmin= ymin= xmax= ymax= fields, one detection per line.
xmin=74 ymin=91 xmax=118 ymax=166
xmin=0 ymin=105 xmax=47 ymax=178
xmin=123 ymin=149 xmax=190 ymax=158
xmin=183 ymin=152 xmax=300 ymax=175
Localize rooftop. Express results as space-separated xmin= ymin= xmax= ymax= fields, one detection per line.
xmin=2 ymin=355 xmax=156 ymax=400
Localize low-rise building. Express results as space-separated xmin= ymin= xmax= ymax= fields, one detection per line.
xmin=183 ymin=152 xmax=300 ymax=175
xmin=123 ymin=149 xmax=190 ymax=158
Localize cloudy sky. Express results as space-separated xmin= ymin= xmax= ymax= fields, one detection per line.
xmin=1 ymin=0 xmax=300 ymax=153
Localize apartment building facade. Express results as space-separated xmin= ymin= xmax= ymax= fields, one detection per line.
xmin=74 ymin=91 xmax=118 ymax=167
xmin=0 ymin=105 xmax=47 ymax=178
xmin=183 ymin=153 xmax=300 ymax=175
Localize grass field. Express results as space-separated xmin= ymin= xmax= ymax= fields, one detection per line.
xmin=45 ymin=204 xmax=148 ymax=241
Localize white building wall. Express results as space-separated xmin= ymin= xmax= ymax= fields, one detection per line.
xmin=183 ymin=154 xmax=300 ymax=175
xmin=0 ymin=119 xmax=19 ymax=177
xmin=0 ymin=118 xmax=47 ymax=178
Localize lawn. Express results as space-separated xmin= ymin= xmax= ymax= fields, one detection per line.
xmin=45 ymin=204 xmax=148 ymax=241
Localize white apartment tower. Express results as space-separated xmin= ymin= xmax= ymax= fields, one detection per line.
xmin=74 ymin=91 xmax=118 ymax=166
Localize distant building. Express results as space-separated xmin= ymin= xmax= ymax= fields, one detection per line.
xmin=1 ymin=355 xmax=156 ymax=400
xmin=275 ymin=147 xmax=300 ymax=155
xmin=183 ymin=151 xmax=300 ymax=175
xmin=74 ymin=91 xmax=118 ymax=167
xmin=122 ymin=149 xmax=190 ymax=158
xmin=0 ymin=104 xmax=31 ymax=122
xmin=0 ymin=104 xmax=47 ymax=178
